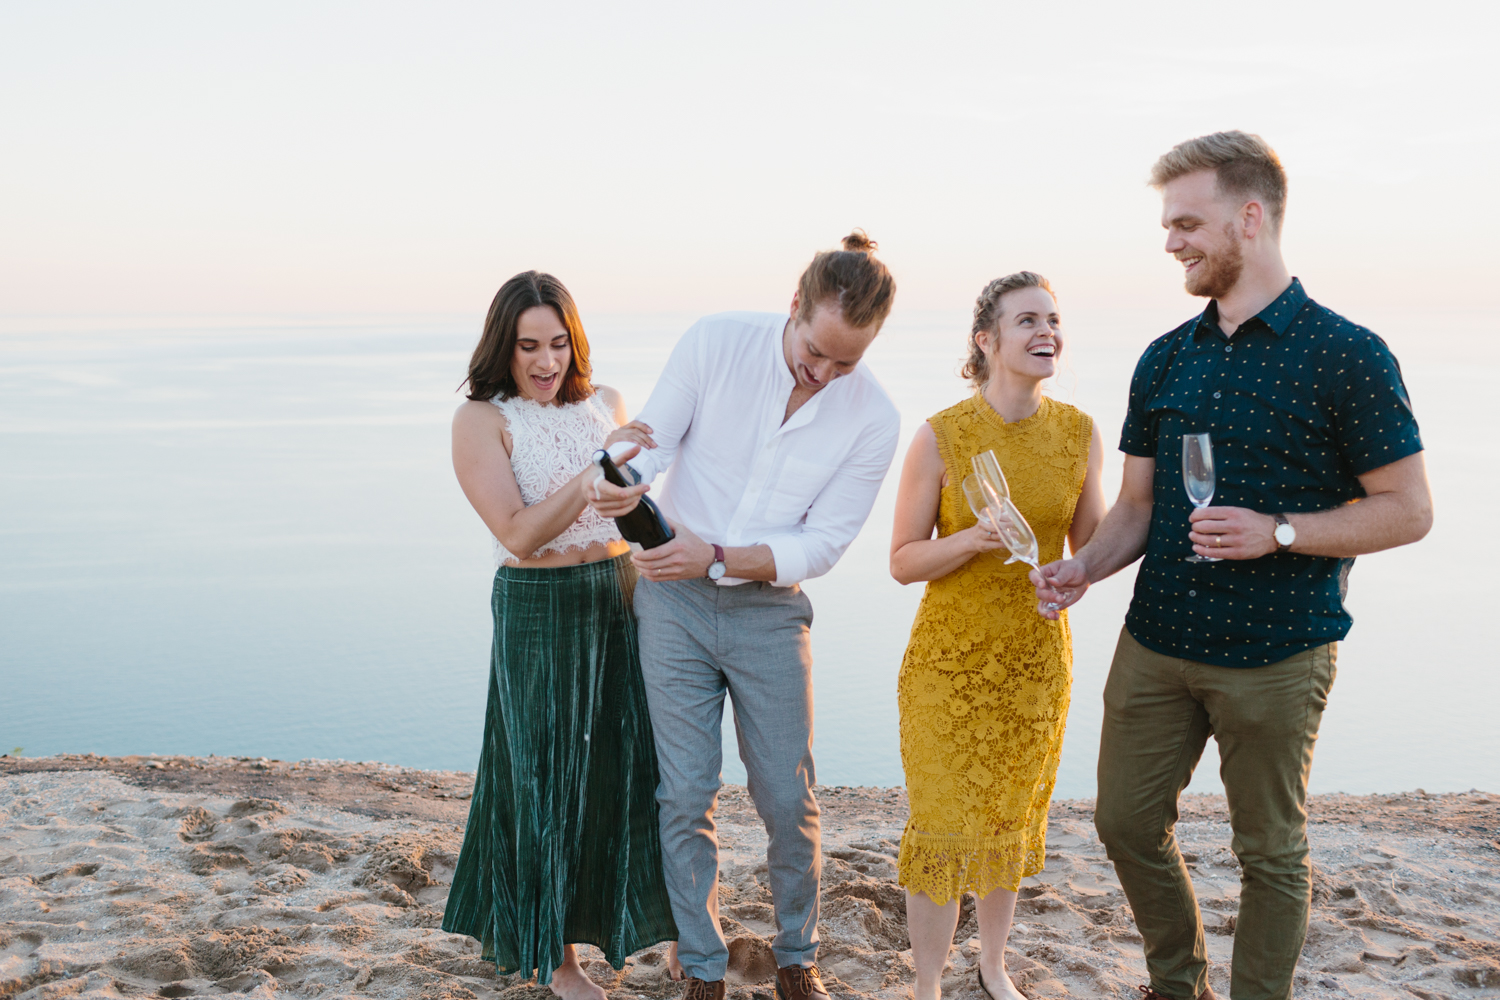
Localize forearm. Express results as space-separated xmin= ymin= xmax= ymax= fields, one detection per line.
xmin=1191 ymin=454 xmax=1434 ymax=561
xmin=724 ymin=544 xmax=777 ymax=582
xmin=624 ymin=449 xmax=665 ymax=486
xmin=892 ymin=534 xmax=981 ymax=585
xmin=1076 ymin=498 xmax=1153 ymax=582
xmin=1287 ymin=492 xmax=1432 ymax=558
xmin=494 ymin=476 xmax=591 ymax=557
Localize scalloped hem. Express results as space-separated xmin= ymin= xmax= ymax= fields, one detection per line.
xmin=494 ymin=535 xmax=624 ymax=567
xmin=896 ymin=822 xmax=1046 ymax=904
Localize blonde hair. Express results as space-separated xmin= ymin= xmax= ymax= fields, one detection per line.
xmin=964 ymin=271 xmax=1053 ymax=386
xmin=795 ymin=229 xmax=897 ymax=332
xmin=1150 ymin=130 xmax=1288 ymax=233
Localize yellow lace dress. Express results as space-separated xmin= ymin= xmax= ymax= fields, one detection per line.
xmin=897 ymin=393 xmax=1092 ymax=904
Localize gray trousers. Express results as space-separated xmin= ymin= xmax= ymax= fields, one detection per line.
xmin=635 ymin=576 xmax=821 ymax=981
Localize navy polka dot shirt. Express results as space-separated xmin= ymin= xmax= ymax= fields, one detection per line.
xmin=1120 ymin=278 xmax=1424 ymax=667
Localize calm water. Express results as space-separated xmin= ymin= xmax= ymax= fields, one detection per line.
xmin=2 ymin=308 xmax=1494 ymax=798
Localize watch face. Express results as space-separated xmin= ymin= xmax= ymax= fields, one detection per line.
xmin=708 ymin=562 xmax=726 ymax=580
xmin=1275 ymin=523 xmax=1295 ymax=546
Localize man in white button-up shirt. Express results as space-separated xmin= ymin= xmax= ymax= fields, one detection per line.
xmin=590 ymin=233 xmax=900 ymax=1000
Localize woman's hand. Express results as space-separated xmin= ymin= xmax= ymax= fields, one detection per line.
xmin=960 ymin=516 xmax=1009 ymax=556
xmin=583 ymin=443 xmax=649 ymax=518
xmin=604 ymin=420 xmax=656 ymax=452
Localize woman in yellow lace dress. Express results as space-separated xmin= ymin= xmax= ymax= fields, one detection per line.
xmin=889 ymin=272 xmax=1106 ymax=1000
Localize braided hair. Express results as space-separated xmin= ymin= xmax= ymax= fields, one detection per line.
xmin=963 ymin=271 xmax=1054 ymax=386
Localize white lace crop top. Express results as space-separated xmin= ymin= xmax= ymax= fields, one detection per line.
xmin=490 ymin=392 xmax=623 ymax=566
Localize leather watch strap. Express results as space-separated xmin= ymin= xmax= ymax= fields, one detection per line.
xmin=1273 ymin=513 xmax=1293 ymax=551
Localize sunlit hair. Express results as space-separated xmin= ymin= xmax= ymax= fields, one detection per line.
xmin=795 ymin=230 xmax=897 ymax=332
xmin=463 ymin=271 xmax=593 ymax=403
xmin=964 ymin=271 xmax=1055 ymax=387
xmin=1150 ymin=130 xmax=1288 ymax=235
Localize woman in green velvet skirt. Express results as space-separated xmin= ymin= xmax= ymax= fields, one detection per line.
xmin=444 ymin=271 xmax=677 ymax=1000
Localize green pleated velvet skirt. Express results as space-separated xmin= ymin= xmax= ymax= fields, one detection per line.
xmin=442 ymin=554 xmax=677 ymax=983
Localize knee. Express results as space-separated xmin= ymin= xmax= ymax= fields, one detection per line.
xmin=1236 ymin=844 xmax=1311 ymax=893
xmin=656 ymin=769 xmax=718 ymax=814
xmin=1093 ymin=799 xmax=1157 ymax=862
xmin=1092 ymin=788 xmax=1133 ymax=852
xmin=751 ymin=780 xmax=818 ymax=840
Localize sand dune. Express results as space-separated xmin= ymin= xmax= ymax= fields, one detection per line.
xmin=2 ymin=756 xmax=1497 ymax=1000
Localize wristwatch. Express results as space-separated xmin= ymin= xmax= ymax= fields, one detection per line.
xmin=707 ymin=544 xmax=727 ymax=581
xmin=1273 ymin=513 xmax=1296 ymax=552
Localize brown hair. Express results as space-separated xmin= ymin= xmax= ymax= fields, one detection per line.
xmin=795 ymin=229 xmax=896 ymax=332
xmin=963 ymin=271 xmax=1055 ymax=386
xmin=1149 ymin=130 xmax=1288 ymax=234
xmin=463 ymin=271 xmax=593 ymax=403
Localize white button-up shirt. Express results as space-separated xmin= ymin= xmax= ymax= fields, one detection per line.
xmin=626 ymin=311 xmax=900 ymax=587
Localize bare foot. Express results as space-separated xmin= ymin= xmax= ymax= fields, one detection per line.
xmin=978 ymin=962 xmax=1028 ymax=1000
xmin=550 ymin=954 xmax=608 ymax=1000
xmin=668 ymin=941 xmax=683 ymax=981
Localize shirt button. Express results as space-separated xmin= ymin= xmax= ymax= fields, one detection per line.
xmin=1188 ymin=590 xmax=1197 ymax=597
xmin=1213 ymin=391 xmax=1222 ymax=399
xmin=1225 ymin=345 xmax=1233 ymax=354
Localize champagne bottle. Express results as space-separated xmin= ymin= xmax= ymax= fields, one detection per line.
xmin=592 ymin=447 xmax=675 ymax=549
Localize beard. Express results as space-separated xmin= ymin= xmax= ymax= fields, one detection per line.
xmin=1184 ymin=223 xmax=1244 ymax=299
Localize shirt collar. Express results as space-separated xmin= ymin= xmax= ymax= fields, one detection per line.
xmin=1194 ymin=277 xmax=1308 ymax=340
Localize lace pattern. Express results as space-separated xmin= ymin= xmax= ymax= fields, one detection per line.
xmin=896 ymin=394 xmax=1091 ymax=903
xmin=490 ymin=393 xmax=622 ymax=565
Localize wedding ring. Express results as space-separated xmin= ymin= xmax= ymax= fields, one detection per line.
xmin=1216 ymin=535 xmax=1223 ymax=547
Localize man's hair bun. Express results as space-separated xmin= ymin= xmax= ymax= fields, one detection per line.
xmin=841 ymin=229 xmax=878 ymax=254
xmin=796 ymin=230 xmax=895 ymax=332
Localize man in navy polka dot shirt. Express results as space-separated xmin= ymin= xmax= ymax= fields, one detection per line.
xmin=1032 ymin=132 xmax=1433 ymax=1000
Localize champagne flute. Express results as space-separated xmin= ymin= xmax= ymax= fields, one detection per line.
xmin=961 ymin=474 xmax=999 ymax=534
xmin=962 ymin=473 xmax=1061 ymax=614
xmin=1182 ymin=432 xmax=1221 ymax=563
xmin=970 ymin=449 xmax=1010 ymax=503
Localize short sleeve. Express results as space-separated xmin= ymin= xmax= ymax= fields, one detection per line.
xmin=1332 ymin=332 xmax=1423 ymax=476
xmin=1118 ymin=350 xmax=1159 ymax=457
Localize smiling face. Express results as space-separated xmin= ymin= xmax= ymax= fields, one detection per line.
xmin=976 ymin=285 xmax=1062 ymax=382
xmin=1161 ymin=169 xmax=1247 ymax=300
xmin=509 ymin=305 xmax=573 ymax=403
xmin=783 ymin=293 xmax=880 ymax=393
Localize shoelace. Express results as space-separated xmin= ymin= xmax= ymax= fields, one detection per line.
xmin=784 ymin=966 xmax=825 ymax=997
xmin=1137 ymin=986 xmax=1173 ymax=1000
xmin=684 ymin=980 xmax=718 ymax=1000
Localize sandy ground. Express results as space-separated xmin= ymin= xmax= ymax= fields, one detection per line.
xmin=2 ymin=755 xmax=1497 ymax=1000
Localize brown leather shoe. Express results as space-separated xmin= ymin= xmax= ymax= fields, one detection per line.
xmin=683 ymin=978 xmax=725 ymax=1000
xmin=1137 ymin=986 xmax=1217 ymax=1000
xmin=776 ymin=965 xmax=830 ymax=1000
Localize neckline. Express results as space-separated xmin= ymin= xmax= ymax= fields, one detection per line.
xmin=972 ymin=390 xmax=1048 ymax=431
xmin=501 ymin=391 xmax=593 ymax=410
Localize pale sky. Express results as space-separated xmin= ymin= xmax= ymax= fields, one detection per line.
xmin=2 ymin=1 xmax=1495 ymax=321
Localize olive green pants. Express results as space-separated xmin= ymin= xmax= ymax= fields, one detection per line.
xmin=1095 ymin=628 xmax=1337 ymax=1000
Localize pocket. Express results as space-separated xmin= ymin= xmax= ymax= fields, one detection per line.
xmin=763 ymin=456 xmax=834 ymax=525
xmin=797 ymin=587 xmax=814 ymax=627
